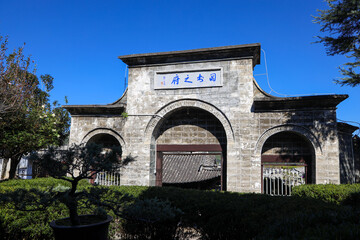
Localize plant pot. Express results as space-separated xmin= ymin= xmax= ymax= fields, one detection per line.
xmin=50 ymin=215 xmax=113 ymax=240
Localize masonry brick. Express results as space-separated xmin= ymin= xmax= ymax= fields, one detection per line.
xmin=64 ymin=44 xmax=356 ymax=193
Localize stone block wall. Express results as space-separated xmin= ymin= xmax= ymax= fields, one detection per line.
xmin=113 ymin=59 xmax=253 ymax=190
xmin=252 ymin=108 xmax=340 ymax=187
xmin=68 ymin=56 xmax=342 ymax=192
xmin=338 ymin=130 xmax=355 ymax=183
xmin=156 ymin=107 xmax=226 ymax=145
xmin=69 ymin=116 xmax=126 ymax=145
xmin=261 ymin=132 xmax=312 ymax=156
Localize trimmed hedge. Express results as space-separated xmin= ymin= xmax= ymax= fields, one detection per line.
xmin=292 ymin=183 xmax=360 ymax=206
xmin=1 ymin=179 xmax=360 ymax=240
xmin=120 ymin=187 xmax=360 ymax=240
xmin=0 ymin=178 xmax=92 ymax=240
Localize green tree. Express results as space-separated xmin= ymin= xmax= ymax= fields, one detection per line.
xmin=0 ymin=35 xmax=37 ymax=115
xmin=0 ymin=36 xmax=70 ymax=179
xmin=27 ymin=143 xmax=134 ymax=226
xmin=314 ymin=0 xmax=360 ymax=87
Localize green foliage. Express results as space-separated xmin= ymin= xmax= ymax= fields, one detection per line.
xmin=30 ymin=144 xmax=128 ymax=181
xmin=292 ymin=183 xmax=360 ymax=205
xmin=0 ymin=35 xmax=35 ymax=115
xmin=1 ymin=180 xmax=360 ymax=240
xmin=0 ymin=178 xmax=92 ymax=240
xmin=27 ymin=144 xmax=134 ymax=226
xmin=0 ymin=35 xmax=70 ymax=179
xmin=314 ymin=0 xmax=360 ymax=87
xmin=121 ymin=198 xmax=182 ymax=239
xmin=122 ymin=198 xmax=182 ymax=223
xmin=0 ymin=177 xmax=89 ymax=189
xmin=127 ymin=186 xmax=360 ymax=240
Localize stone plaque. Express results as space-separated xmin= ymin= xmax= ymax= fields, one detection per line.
xmin=154 ymin=69 xmax=222 ymax=89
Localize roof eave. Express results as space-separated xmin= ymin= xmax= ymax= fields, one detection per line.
xmin=253 ymin=94 xmax=348 ymax=112
xmin=337 ymin=122 xmax=359 ymax=134
xmin=63 ymin=104 xmax=126 ymax=115
xmin=118 ymin=43 xmax=261 ymax=67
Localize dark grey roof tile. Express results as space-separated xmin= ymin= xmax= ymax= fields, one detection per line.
xmin=163 ymin=154 xmax=221 ymax=184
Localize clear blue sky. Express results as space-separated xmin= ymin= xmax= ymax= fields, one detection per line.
xmin=1 ymin=0 xmax=359 ymax=131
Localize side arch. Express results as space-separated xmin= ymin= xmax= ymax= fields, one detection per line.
xmin=81 ymin=128 xmax=126 ymax=147
xmin=255 ymin=124 xmax=323 ymax=157
xmin=255 ymin=124 xmax=322 ymax=192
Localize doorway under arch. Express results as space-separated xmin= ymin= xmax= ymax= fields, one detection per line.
xmin=154 ymin=107 xmax=227 ymax=191
xmin=261 ymin=131 xmax=315 ymax=195
xmin=85 ymin=133 xmax=122 ymax=185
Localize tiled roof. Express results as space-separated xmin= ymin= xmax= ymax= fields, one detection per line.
xmin=162 ymin=154 xmax=221 ymax=184
xmin=118 ymin=43 xmax=261 ymax=67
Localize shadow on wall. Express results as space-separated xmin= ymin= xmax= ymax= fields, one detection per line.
xmin=282 ymin=110 xmax=338 ymax=143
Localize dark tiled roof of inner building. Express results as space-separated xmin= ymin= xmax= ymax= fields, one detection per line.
xmin=162 ymin=154 xmax=221 ymax=184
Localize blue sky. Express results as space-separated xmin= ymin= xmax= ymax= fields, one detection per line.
xmin=1 ymin=0 xmax=359 ymax=130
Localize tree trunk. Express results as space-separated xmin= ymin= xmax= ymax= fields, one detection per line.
xmin=68 ymin=180 xmax=80 ymax=226
xmin=68 ymin=200 xmax=81 ymax=226
xmin=8 ymin=155 xmax=22 ymax=179
xmin=0 ymin=158 xmax=9 ymax=179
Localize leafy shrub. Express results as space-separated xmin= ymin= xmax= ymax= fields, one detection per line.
xmin=120 ymin=198 xmax=182 ymax=240
xmin=256 ymin=207 xmax=360 ymax=240
xmin=292 ymin=184 xmax=360 ymax=205
xmin=127 ymin=187 xmax=360 ymax=240
xmin=2 ymin=179 xmax=360 ymax=240
xmin=28 ymin=143 xmax=133 ymax=227
xmin=0 ymin=178 xmax=92 ymax=240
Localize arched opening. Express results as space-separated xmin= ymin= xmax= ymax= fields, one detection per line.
xmin=154 ymin=107 xmax=227 ymax=191
xmin=261 ymin=131 xmax=315 ymax=195
xmin=86 ymin=133 xmax=122 ymax=185
xmin=86 ymin=133 xmax=121 ymax=148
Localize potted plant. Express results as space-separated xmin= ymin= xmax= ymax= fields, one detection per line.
xmin=23 ymin=143 xmax=134 ymax=240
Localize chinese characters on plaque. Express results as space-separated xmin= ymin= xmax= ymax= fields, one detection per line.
xmin=154 ymin=69 xmax=222 ymax=89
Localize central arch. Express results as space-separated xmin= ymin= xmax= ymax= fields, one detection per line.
xmin=146 ymin=99 xmax=233 ymax=190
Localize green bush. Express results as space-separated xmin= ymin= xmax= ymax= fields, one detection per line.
xmin=133 ymin=187 xmax=360 ymax=240
xmin=2 ymin=179 xmax=360 ymax=240
xmin=0 ymin=178 xmax=93 ymax=240
xmin=120 ymin=198 xmax=182 ymax=240
xmin=0 ymin=179 xmax=149 ymax=240
xmin=0 ymin=177 xmax=89 ymax=190
xmin=292 ymin=184 xmax=360 ymax=205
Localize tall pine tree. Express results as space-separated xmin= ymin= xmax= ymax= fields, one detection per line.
xmin=314 ymin=0 xmax=360 ymax=87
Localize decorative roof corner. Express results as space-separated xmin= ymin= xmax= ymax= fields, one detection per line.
xmin=337 ymin=122 xmax=359 ymax=134
xmin=63 ymin=88 xmax=127 ymax=115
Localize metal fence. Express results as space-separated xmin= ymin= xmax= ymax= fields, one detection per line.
xmin=94 ymin=172 xmax=121 ymax=186
xmin=263 ymin=165 xmax=306 ymax=196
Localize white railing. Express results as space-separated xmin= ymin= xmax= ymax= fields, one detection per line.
xmin=94 ymin=172 xmax=121 ymax=186
xmin=263 ymin=166 xmax=306 ymax=196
